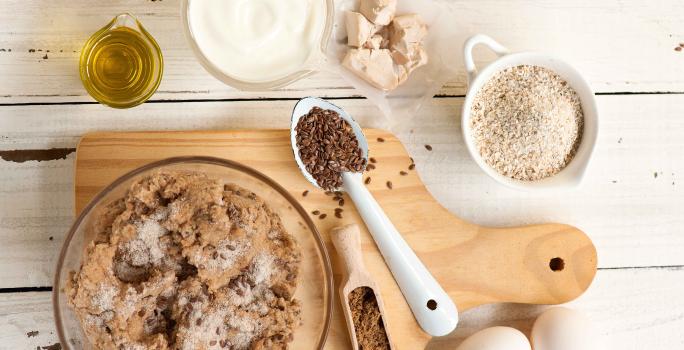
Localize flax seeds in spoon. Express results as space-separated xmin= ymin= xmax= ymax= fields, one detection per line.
xmin=295 ymin=107 xmax=367 ymax=190
xmin=470 ymin=65 xmax=584 ymax=181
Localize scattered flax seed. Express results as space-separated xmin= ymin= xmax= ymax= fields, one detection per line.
xmin=470 ymin=65 xmax=584 ymax=181
xmin=319 ymin=214 xmax=327 ymax=219
xmin=335 ymin=212 xmax=343 ymax=219
xmin=377 ymin=137 xmax=385 ymax=142
xmin=312 ymin=210 xmax=321 ymax=215
xmin=367 ymin=164 xmax=376 ymax=170
xmin=325 ymin=191 xmax=334 ymax=196
xmin=339 ymin=199 xmax=345 ymax=206
xmin=302 ymin=190 xmax=309 ymax=197
xmin=408 ymin=164 xmax=415 ymax=170
xmin=676 ymin=46 xmax=682 ymax=52
xmin=400 ymin=171 xmax=408 ymax=176
xmin=365 ymin=177 xmax=372 ymax=185
xmin=424 ymin=144 xmax=433 ymax=151
xmin=369 ymin=157 xmax=377 ymax=163
xmin=335 ymin=208 xmax=344 ymax=213
xmin=386 ymin=181 xmax=393 ymax=189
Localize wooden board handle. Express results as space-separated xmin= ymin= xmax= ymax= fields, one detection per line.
xmin=431 ymin=222 xmax=598 ymax=310
xmin=330 ymin=224 xmax=366 ymax=276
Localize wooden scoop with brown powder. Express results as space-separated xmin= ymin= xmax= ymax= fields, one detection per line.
xmin=330 ymin=224 xmax=393 ymax=350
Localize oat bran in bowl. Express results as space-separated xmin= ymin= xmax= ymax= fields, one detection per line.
xmin=461 ymin=34 xmax=598 ymax=191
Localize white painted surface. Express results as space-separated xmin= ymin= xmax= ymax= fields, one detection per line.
xmin=2 ymin=268 xmax=683 ymax=349
xmin=1 ymin=0 xmax=684 ymax=102
xmin=0 ymin=0 xmax=682 ymax=349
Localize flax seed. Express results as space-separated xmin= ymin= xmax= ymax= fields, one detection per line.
xmin=295 ymin=107 xmax=367 ymax=190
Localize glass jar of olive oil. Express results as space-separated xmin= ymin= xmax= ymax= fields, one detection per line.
xmin=80 ymin=13 xmax=163 ymax=108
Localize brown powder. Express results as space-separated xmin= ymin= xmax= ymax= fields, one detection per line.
xmin=348 ymin=287 xmax=390 ymax=350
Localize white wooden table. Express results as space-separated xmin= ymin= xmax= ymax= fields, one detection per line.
xmin=1 ymin=1 xmax=683 ymax=349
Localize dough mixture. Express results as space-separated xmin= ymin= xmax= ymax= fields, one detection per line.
xmin=66 ymin=171 xmax=302 ymax=349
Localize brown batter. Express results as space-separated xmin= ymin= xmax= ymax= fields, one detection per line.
xmin=66 ymin=171 xmax=302 ymax=350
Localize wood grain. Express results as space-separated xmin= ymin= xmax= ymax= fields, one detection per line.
xmin=2 ymin=0 xmax=684 ymax=103
xmin=3 ymin=267 xmax=684 ymax=349
xmin=0 ymin=2 xmax=681 ymax=349
xmin=0 ymin=95 xmax=683 ymax=288
xmin=330 ymin=224 xmax=395 ymax=350
xmin=74 ymin=129 xmax=596 ymax=349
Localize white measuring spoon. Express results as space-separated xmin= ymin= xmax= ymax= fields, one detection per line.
xmin=290 ymin=97 xmax=458 ymax=337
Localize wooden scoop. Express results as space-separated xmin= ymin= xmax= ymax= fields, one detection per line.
xmin=331 ymin=224 xmax=394 ymax=350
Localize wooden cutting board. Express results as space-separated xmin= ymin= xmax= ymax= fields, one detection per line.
xmin=74 ymin=129 xmax=597 ymax=350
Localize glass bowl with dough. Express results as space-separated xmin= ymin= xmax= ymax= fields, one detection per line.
xmin=53 ymin=156 xmax=333 ymax=349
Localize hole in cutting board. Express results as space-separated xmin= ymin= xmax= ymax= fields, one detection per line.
xmin=549 ymin=257 xmax=565 ymax=271
xmin=426 ymin=299 xmax=437 ymax=310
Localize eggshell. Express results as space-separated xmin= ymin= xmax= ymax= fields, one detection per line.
xmin=456 ymin=326 xmax=531 ymax=350
xmin=531 ymin=307 xmax=603 ymax=350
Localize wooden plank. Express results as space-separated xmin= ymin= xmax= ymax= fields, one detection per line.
xmin=2 ymin=268 xmax=683 ymax=349
xmin=2 ymin=0 xmax=684 ymax=103
xmin=428 ymin=267 xmax=684 ymax=350
xmin=0 ymin=291 xmax=61 ymax=350
xmin=0 ymin=95 xmax=682 ymax=289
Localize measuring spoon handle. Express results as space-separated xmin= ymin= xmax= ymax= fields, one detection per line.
xmin=342 ymin=172 xmax=459 ymax=337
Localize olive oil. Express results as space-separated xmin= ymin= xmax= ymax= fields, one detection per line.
xmin=80 ymin=14 xmax=163 ymax=108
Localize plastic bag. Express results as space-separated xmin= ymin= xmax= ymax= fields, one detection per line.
xmin=323 ymin=0 xmax=471 ymax=127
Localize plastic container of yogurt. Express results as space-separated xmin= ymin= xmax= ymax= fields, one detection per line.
xmin=181 ymin=0 xmax=334 ymax=90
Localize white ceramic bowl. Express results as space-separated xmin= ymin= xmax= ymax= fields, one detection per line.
xmin=461 ymin=34 xmax=599 ymax=191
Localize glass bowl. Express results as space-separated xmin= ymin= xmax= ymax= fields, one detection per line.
xmin=180 ymin=0 xmax=334 ymax=91
xmin=53 ymin=156 xmax=333 ymax=349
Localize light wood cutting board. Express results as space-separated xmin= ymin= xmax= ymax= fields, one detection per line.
xmin=74 ymin=129 xmax=597 ymax=350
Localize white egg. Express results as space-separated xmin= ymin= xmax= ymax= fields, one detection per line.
xmin=531 ymin=307 xmax=603 ymax=350
xmin=456 ymin=326 xmax=531 ymax=350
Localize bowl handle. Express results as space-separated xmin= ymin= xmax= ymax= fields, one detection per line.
xmin=463 ymin=34 xmax=510 ymax=85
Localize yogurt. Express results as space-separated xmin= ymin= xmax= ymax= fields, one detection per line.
xmin=188 ymin=0 xmax=327 ymax=83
